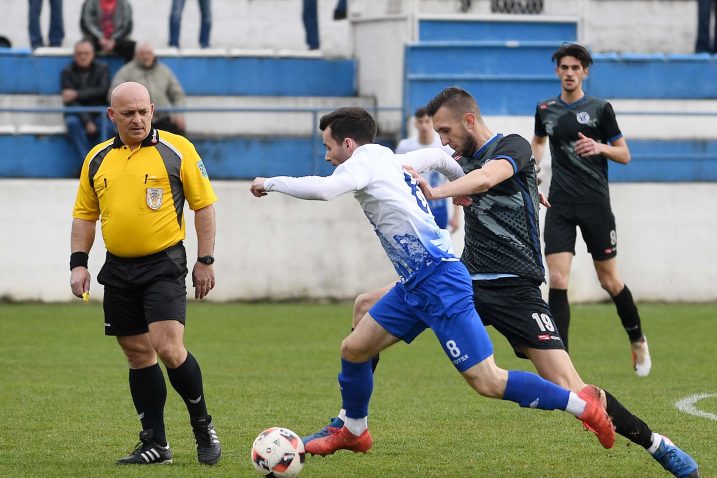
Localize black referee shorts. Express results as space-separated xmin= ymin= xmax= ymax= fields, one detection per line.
xmin=472 ymin=277 xmax=565 ymax=359
xmin=97 ymin=242 xmax=188 ymax=336
xmin=544 ymin=201 xmax=618 ymax=261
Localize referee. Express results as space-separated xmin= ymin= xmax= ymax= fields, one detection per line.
xmin=531 ymin=43 xmax=651 ymax=377
xmin=69 ymin=82 xmax=221 ymax=465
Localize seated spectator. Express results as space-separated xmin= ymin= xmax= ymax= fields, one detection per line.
xmin=61 ymin=39 xmax=109 ymax=164
xmin=29 ymin=0 xmax=64 ymax=49
xmin=80 ymin=0 xmax=135 ymax=63
xmin=169 ymin=0 xmax=212 ymax=49
xmin=109 ymin=43 xmax=186 ymax=134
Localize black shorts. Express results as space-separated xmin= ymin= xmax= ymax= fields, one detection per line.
xmin=97 ymin=242 xmax=188 ymax=336
xmin=544 ymin=201 xmax=617 ymax=261
xmin=472 ymin=277 xmax=565 ymax=359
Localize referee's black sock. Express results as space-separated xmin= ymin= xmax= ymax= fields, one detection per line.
xmin=167 ymin=351 xmax=208 ymax=418
xmin=129 ymin=363 xmax=168 ymax=446
xmin=603 ymin=389 xmax=653 ymax=449
xmin=548 ymin=288 xmax=571 ymax=352
xmin=611 ymin=284 xmax=644 ymax=343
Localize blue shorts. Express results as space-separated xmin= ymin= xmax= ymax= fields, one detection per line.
xmin=369 ymin=260 xmax=494 ymax=372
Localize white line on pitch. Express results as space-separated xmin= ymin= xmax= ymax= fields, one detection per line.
xmin=675 ymin=393 xmax=717 ymax=421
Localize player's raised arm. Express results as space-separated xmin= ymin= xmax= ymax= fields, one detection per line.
xmin=250 ymin=170 xmax=357 ymax=201
xmin=400 ymin=148 xmax=464 ymax=181
xmin=416 ymin=158 xmax=514 ymax=200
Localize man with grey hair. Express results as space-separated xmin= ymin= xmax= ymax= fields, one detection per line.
xmin=110 ymin=44 xmax=187 ymax=135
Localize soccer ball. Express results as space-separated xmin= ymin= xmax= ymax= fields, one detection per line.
xmin=251 ymin=427 xmax=305 ymax=477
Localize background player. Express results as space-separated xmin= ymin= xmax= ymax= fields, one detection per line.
xmin=531 ymin=43 xmax=651 ymax=377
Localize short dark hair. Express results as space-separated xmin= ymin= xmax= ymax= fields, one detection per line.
xmin=425 ymin=87 xmax=480 ymax=118
xmin=552 ymin=43 xmax=593 ymax=69
xmin=414 ymin=106 xmax=428 ymax=118
xmin=319 ymin=107 xmax=377 ymax=145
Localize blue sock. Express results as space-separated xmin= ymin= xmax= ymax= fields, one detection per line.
xmin=338 ymin=358 xmax=373 ymax=419
xmin=502 ymin=370 xmax=570 ymax=411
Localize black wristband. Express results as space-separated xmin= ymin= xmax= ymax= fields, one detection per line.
xmin=70 ymin=251 xmax=89 ymax=270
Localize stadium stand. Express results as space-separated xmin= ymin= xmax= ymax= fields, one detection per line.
xmin=1 ymin=6 xmax=716 ymax=182
xmin=402 ymin=16 xmax=717 ymax=182
xmin=0 ymin=48 xmax=370 ymax=178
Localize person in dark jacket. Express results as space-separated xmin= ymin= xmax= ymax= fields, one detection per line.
xmin=80 ymin=0 xmax=135 ymax=62
xmin=61 ymin=39 xmax=109 ymax=164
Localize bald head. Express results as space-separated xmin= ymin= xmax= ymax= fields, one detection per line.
xmin=110 ymin=81 xmax=151 ymax=108
xmin=135 ymin=43 xmax=156 ymax=68
xmin=108 ymin=82 xmax=154 ymax=148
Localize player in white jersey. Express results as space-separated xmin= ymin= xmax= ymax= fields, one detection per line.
xmin=250 ymin=107 xmax=614 ymax=460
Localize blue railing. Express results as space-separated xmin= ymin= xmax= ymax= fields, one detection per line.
xmin=0 ymin=105 xmax=405 ymax=178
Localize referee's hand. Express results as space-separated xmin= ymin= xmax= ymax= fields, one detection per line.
xmin=192 ymin=262 xmax=215 ymax=300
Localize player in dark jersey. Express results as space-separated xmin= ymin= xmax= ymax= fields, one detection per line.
xmin=531 ymin=43 xmax=651 ymax=377
xmin=316 ymin=87 xmax=698 ymax=478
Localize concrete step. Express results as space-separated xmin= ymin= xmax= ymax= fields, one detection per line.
xmin=417 ymin=14 xmax=578 ymax=42
xmin=0 ymin=94 xmax=386 ymax=136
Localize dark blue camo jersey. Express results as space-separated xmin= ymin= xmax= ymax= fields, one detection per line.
xmin=458 ymin=134 xmax=545 ymax=282
xmin=534 ymin=95 xmax=622 ymax=203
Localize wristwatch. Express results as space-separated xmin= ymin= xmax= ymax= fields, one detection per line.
xmin=197 ymin=255 xmax=215 ymax=265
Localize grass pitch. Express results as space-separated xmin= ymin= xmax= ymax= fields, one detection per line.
xmin=0 ymin=302 xmax=715 ymax=477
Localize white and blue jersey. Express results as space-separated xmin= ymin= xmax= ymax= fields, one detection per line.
xmin=264 ymin=143 xmax=494 ymax=370
xmin=265 ymin=144 xmax=464 ymax=289
xmin=396 ymin=133 xmax=455 ymax=229
xmin=342 ymin=144 xmax=458 ymax=287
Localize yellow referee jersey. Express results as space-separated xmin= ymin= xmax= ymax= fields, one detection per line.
xmin=72 ymin=129 xmax=217 ymax=258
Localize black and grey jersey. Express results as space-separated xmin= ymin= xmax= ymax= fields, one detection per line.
xmin=534 ymin=95 xmax=623 ymax=204
xmin=459 ymin=134 xmax=545 ymax=282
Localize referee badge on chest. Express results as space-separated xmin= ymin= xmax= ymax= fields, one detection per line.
xmin=146 ymin=187 xmax=163 ymax=210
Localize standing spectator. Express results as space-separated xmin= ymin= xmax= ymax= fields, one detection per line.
xmin=70 ymin=81 xmax=221 ymax=465
xmin=396 ymin=107 xmax=461 ymax=233
xmin=28 ymin=0 xmax=64 ymax=49
xmin=696 ymin=0 xmax=717 ymax=53
xmin=302 ymin=0 xmax=320 ymax=50
xmin=169 ymin=0 xmax=212 ymax=49
xmin=531 ymin=43 xmax=651 ymax=376
xmin=80 ymin=0 xmax=136 ymax=63
xmin=61 ymin=39 xmax=109 ymax=164
xmin=302 ymin=0 xmax=348 ymax=50
xmin=110 ymin=43 xmax=186 ymax=135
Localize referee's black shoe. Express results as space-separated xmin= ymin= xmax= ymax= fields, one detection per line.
xmin=116 ymin=429 xmax=173 ymax=465
xmin=191 ymin=415 xmax=221 ymax=465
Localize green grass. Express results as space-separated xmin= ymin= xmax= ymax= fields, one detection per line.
xmin=0 ymin=302 xmax=715 ymax=477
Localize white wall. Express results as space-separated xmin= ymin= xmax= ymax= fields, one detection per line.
xmin=0 ymin=0 xmax=698 ymax=54
xmin=1 ymin=179 xmax=715 ymax=303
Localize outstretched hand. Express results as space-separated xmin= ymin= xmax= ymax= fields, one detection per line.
xmin=250 ymin=177 xmax=267 ymax=197
xmin=403 ymin=165 xmax=436 ymax=200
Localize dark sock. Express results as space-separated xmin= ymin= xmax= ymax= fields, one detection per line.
xmin=604 ymin=390 xmax=653 ymax=448
xmin=611 ymin=285 xmax=644 ymax=343
xmin=166 ymin=352 xmax=208 ymax=418
xmin=549 ymin=288 xmax=570 ymax=351
xmin=352 ymin=326 xmax=380 ymax=373
xmin=129 ymin=363 xmax=167 ymax=446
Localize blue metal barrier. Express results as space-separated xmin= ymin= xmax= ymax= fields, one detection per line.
xmin=0 ymin=105 xmax=402 ymax=179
